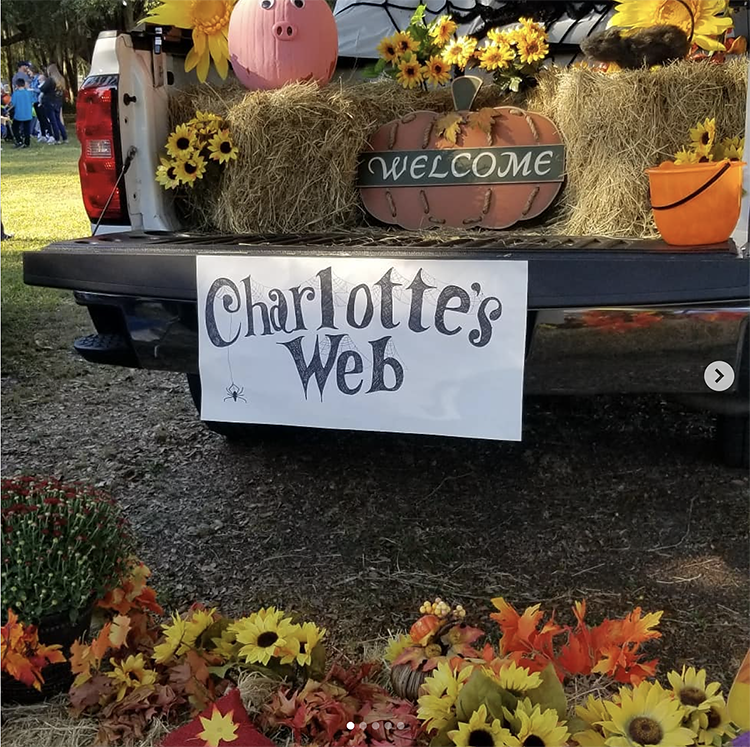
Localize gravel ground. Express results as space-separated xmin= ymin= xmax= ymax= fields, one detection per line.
xmin=2 ymin=310 xmax=748 ymax=687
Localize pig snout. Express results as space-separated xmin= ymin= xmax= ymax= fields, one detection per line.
xmin=273 ymin=22 xmax=298 ymax=40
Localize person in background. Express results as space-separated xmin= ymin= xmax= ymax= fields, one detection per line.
xmin=11 ymin=61 xmax=31 ymax=89
xmin=31 ymin=70 xmax=52 ymax=143
xmin=11 ymin=77 xmax=35 ymax=148
xmin=1 ymin=86 xmax=13 ymax=143
xmin=40 ymin=63 xmax=68 ymax=144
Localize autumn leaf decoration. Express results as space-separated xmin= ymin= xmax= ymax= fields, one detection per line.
xmin=197 ymin=704 xmax=239 ymax=747
xmin=1 ymin=608 xmax=65 ymax=691
xmin=435 ymin=77 xmax=500 ymax=145
xmin=491 ymin=597 xmax=662 ymax=684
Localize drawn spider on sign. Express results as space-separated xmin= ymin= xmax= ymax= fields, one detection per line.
xmin=224 ymin=383 xmax=247 ymax=403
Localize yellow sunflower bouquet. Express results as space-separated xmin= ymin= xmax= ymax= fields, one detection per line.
xmin=368 ymin=5 xmax=460 ymax=88
xmin=156 ymin=111 xmax=238 ymax=191
xmin=672 ymin=117 xmax=744 ymax=164
xmin=474 ymin=17 xmax=550 ymax=93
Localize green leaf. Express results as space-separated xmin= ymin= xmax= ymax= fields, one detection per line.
xmin=410 ymin=3 xmax=427 ymax=27
xmin=375 ymin=58 xmax=388 ymax=73
xmin=526 ymin=664 xmax=568 ymax=721
xmin=567 ymin=714 xmax=588 ymax=735
xmin=430 ymin=717 xmax=458 ymax=746
xmin=207 ymin=664 xmax=234 ymax=679
xmin=455 ymin=669 xmax=512 ymax=722
xmin=509 ymin=76 xmax=523 ymax=93
xmin=308 ymin=642 xmax=327 ymax=681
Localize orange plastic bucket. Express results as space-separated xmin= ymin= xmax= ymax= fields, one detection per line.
xmin=646 ymin=160 xmax=746 ymax=246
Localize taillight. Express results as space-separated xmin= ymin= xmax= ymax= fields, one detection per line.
xmin=76 ymin=77 xmax=127 ymax=224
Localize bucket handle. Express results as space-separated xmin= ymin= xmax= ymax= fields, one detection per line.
xmin=651 ymin=160 xmax=732 ymax=211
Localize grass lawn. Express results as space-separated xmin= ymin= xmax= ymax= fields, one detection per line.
xmin=1 ymin=135 xmax=91 ymax=378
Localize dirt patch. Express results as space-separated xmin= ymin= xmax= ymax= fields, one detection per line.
xmin=2 ymin=334 xmax=748 ymax=688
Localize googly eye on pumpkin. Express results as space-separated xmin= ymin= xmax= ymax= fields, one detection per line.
xmin=260 ymin=0 xmax=275 ymax=8
xmin=291 ymin=0 xmax=305 ymax=7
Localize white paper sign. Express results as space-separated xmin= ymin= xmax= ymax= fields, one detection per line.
xmin=196 ymin=256 xmax=528 ymax=440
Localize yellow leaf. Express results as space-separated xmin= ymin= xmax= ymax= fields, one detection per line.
xmin=197 ymin=705 xmax=239 ymax=747
xmin=109 ymin=615 xmax=131 ymax=649
xmin=435 ymin=112 xmax=464 ymax=145
xmin=468 ymin=108 xmax=499 ymax=143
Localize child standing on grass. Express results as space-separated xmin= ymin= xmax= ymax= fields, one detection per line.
xmin=11 ymin=78 xmax=35 ymax=148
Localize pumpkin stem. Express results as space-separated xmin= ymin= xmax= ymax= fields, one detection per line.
xmin=452 ymin=75 xmax=482 ymax=112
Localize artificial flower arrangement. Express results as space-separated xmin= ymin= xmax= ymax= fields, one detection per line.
xmin=1 ymin=476 xmax=135 ymax=625
xmin=156 ymin=110 xmax=238 ymax=191
xmin=385 ymin=597 xmax=742 ymax=747
xmin=672 ymin=117 xmax=744 ymax=164
xmin=370 ymin=5 xmax=549 ymax=93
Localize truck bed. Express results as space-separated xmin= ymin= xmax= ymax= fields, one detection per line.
xmin=23 ymin=229 xmax=750 ymax=308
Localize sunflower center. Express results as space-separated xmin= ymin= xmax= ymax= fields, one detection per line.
xmin=185 ymin=162 xmax=198 ymax=175
xmin=523 ymin=737 xmax=545 ymax=747
xmin=468 ymin=729 xmax=495 ymax=746
xmin=257 ymin=631 xmax=279 ymax=648
xmin=177 ymin=137 xmax=191 ymax=150
xmin=220 ymin=141 xmax=232 ymax=154
xmin=190 ymin=0 xmax=232 ymax=35
xmin=629 ymin=716 xmax=663 ymax=745
xmin=406 ymin=66 xmax=416 ymax=77
xmin=701 ymin=132 xmax=710 ymax=145
xmin=167 ymin=167 xmax=177 ymax=180
xmin=680 ymin=687 xmax=706 ymax=706
xmin=707 ymin=707 xmax=721 ymax=729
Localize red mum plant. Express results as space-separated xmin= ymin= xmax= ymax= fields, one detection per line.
xmin=1 ymin=608 xmax=65 ymax=690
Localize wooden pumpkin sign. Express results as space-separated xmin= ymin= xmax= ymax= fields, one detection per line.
xmin=358 ymin=77 xmax=565 ymax=230
xmin=228 ymin=0 xmax=338 ymax=90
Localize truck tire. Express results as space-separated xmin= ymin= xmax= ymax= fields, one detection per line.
xmin=716 ymin=413 xmax=750 ymax=469
xmin=186 ymin=373 xmax=261 ymax=440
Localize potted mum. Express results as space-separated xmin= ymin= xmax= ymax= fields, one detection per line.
xmin=1 ymin=476 xmax=135 ymax=701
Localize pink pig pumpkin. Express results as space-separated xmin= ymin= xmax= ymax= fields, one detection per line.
xmin=228 ymin=0 xmax=339 ymax=90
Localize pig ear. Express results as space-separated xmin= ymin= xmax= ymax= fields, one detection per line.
xmin=451 ymin=76 xmax=482 ymax=111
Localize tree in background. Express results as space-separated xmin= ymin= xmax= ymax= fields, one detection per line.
xmin=1 ymin=0 xmax=155 ymax=100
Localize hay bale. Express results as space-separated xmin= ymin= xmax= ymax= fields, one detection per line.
xmin=168 ymin=61 xmax=747 ymax=239
xmin=527 ymin=59 xmax=748 ymax=237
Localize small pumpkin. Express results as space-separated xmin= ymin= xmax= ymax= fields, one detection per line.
xmin=390 ymin=662 xmax=429 ymax=701
xmin=228 ymin=0 xmax=338 ymax=90
xmin=409 ymin=614 xmax=441 ymax=646
xmin=360 ymin=77 xmax=564 ymax=230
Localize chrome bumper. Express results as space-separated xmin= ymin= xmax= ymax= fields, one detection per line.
xmin=78 ymin=295 xmax=749 ymax=397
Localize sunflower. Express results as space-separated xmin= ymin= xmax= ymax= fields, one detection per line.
xmin=108 ymin=654 xmax=158 ymax=702
xmin=602 ymin=681 xmax=696 ymax=747
xmin=690 ymin=699 xmax=733 ymax=745
xmin=184 ymin=607 xmax=218 ymax=648
xmin=442 ymin=36 xmax=477 ymax=69
xmin=516 ymin=31 xmax=549 ymax=64
xmin=689 ymin=117 xmax=717 ymax=149
xmin=417 ymin=660 xmax=472 ymax=732
xmin=191 ymin=110 xmax=222 ymax=124
xmin=430 ymin=16 xmax=458 ymax=46
xmin=449 ymin=704 xmax=519 ymax=747
xmin=208 ymin=130 xmax=238 ymax=164
xmin=230 ymin=609 xmax=299 ymax=665
xmin=385 ymin=634 xmax=413 ymax=663
xmin=166 ymin=124 xmax=199 ymax=160
xmin=289 ymin=622 xmax=326 ymax=667
xmin=394 ymin=31 xmax=420 ymax=56
xmin=695 ymin=142 xmax=714 ymax=162
xmin=574 ymin=695 xmax=612 ymax=746
xmin=487 ymin=27 xmax=512 ymax=45
xmin=717 ymin=136 xmax=744 ymax=160
xmin=174 ymin=153 xmax=208 ymax=187
xmin=377 ymin=34 xmax=401 ymax=62
xmin=484 ymin=661 xmax=542 ymax=694
xmin=153 ymin=613 xmax=188 ymax=662
xmin=423 ymin=56 xmax=452 ymax=86
xmin=142 ymin=0 xmax=234 ymax=81
xmin=503 ymin=699 xmax=570 ymax=747
xmin=397 ymin=56 xmax=424 ymax=89
xmin=155 ymin=157 xmax=182 ymax=190
xmin=609 ymin=0 xmax=733 ymax=52
xmin=477 ymin=43 xmax=516 ymax=70
xmin=674 ymin=147 xmax=700 ymax=164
